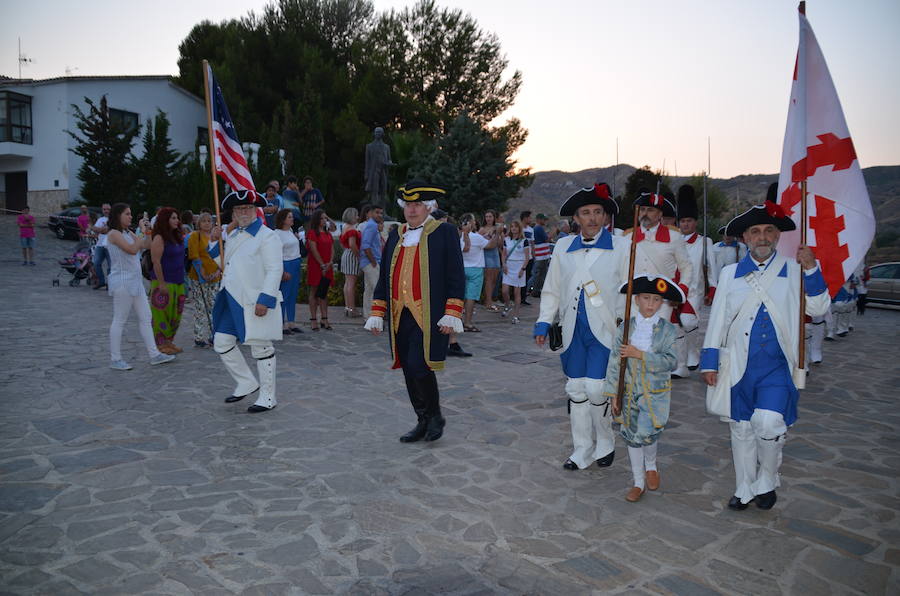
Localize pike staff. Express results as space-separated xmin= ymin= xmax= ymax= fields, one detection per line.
xmin=614 ymin=204 xmax=641 ymax=416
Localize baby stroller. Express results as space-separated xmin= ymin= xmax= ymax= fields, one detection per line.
xmin=55 ymin=241 xmax=96 ymax=287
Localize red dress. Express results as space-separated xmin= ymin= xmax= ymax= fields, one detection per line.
xmin=306 ymin=229 xmax=335 ymax=287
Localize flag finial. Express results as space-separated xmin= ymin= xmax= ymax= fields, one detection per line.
xmin=799 ymin=1 xmax=806 ymax=15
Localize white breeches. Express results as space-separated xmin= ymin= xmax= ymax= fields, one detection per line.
xmin=806 ymin=317 xmax=826 ymax=364
xmin=109 ymin=291 xmax=161 ymax=361
xmin=566 ymin=377 xmax=616 ymax=469
xmin=214 ymin=333 xmax=277 ymax=408
xmin=730 ymin=408 xmax=787 ymax=503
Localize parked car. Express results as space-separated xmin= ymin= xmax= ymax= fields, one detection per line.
xmin=867 ymin=262 xmax=900 ymax=305
xmin=48 ymin=206 xmax=102 ymax=240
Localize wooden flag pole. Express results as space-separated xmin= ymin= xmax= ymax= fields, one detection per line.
xmin=202 ymin=59 xmax=225 ymax=271
xmin=614 ymin=205 xmax=641 ymax=416
xmin=797 ymin=179 xmax=807 ymax=384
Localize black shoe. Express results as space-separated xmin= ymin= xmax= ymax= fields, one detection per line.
xmin=836 ymin=332 xmax=848 ymax=337
xmin=424 ymin=415 xmax=446 ymax=442
xmin=400 ymin=419 xmax=428 ymax=443
xmin=520 ymin=299 xmax=532 ymax=306
xmin=225 ymin=386 xmax=259 ymax=403
xmin=687 ymin=365 xmax=698 ymax=371
xmin=563 ymin=459 xmax=578 ymax=471
xmin=755 ymin=490 xmax=777 ymax=510
xmin=247 ymin=404 xmax=274 ymax=413
xmin=824 ymin=336 xmax=835 ymax=342
xmin=596 ymin=451 xmax=615 ymax=467
xmin=727 ymin=495 xmax=750 ymax=510
xmin=447 ymin=343 xmax=472 ymax=357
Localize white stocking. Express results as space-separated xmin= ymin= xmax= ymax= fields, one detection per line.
xmin=643 ymin=442 xmax=658 ymax=471
xmin=628 ymin=446 xmax=645 ymax=489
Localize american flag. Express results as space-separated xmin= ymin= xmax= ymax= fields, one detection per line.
xmin=206 ymin=64 xmax=256 ymax=192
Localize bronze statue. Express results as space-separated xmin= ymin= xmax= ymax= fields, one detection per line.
xmin=364 ymin=127 xmax=394 ymax=208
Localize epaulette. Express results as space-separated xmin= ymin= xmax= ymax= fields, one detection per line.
xmin=667 ymin=225 xmax=680 ymax=232
xmin=623 ymin=227 xmax=634 ymax=235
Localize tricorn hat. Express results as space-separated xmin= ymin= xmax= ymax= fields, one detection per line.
xmin=619 ymin=274 xmax=685 ymax=303
xmin=676 ymin=184 xmax=699 ymax=220
xmin=559 ymin=183 xmax=619 ymax=217
xmin=221 ymin=189 xmax=266 ymax=210
xmin=766 ymin=181 xmax=779 ymax=204
xmin=396 ymin=179 xmax=446 ymax=203
xmin=633 ymin=190 xmax=676 ymax=218
xmin=723 ymin=201 xmax=796 ymax=237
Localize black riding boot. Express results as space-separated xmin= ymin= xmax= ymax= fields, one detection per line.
xmin=417 ymin=372 xmax=445 ymax=442
xmin=400 ymin=371 xmax=429 ymax=443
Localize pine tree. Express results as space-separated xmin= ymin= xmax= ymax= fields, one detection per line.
xmin=132 ymin=110 xmax=184 ymax=212
xmin=66 ymin=96 xmax=139 ymax=206
xmin=409 ymin=112 xmax=532 ymax=217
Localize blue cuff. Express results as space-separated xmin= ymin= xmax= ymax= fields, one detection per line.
xmin=533 ymin=322 xmax=551 ymax=337
xmin=804 ymin=267 xmax=827 ymax=297
xmin=700 ymin=348 xmax=720 ymax=371
xmin=256 ymin=293 xmax=277 ymax=309
xmin=208 ymin=243 xmax=221 ymax=259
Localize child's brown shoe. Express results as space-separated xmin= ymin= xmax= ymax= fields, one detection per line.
xmin=625 ymin=486 xmax=645 ymax=502
xmin=646 ymin=470 xmax=660 ymax=491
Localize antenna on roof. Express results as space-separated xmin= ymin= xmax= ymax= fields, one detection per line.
xmin=18 ymin=38 xmax=33 ymax=79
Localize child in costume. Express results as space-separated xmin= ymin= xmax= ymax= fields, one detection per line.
xmin=604 ymin=274 xmax=682 ymax=502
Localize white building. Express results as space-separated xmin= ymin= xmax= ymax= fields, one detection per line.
xmin=0 ymin=75 xmax=208 ymax=215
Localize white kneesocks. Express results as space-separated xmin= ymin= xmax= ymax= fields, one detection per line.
xmin=643 ymin=442 xmax=658 ymax=471
xmin=628 ymin=446 xmax=646 ymax=489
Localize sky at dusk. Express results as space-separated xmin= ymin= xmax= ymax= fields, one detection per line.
xmin=2 ymin=0 xmax=898 ymax=178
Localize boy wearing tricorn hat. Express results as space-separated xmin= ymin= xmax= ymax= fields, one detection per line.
xmin=701 ymin=198 xmax=829 ymax=511
xmin=603 ymin=274 xmax=682 ymax=502
xmin=208 ymin=190 xmax=284 ymax=413
xmin=534 ymin=183 xmax=629 ymax=471
xmin=365 ymin=180 xmax=466 ymax=443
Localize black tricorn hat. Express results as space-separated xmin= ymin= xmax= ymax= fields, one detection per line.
xmin=396 ymin=179 xmax=446 ymax=203
xmin=766 ymin=182 xmax=779 ymax=204
xmin=677 ymin=184 xmax=699 ymax=220
xmin=723 ymin=202 xmax=796 ymax=237
xmin=221 ymin=189 xmax=266 ymax=210
xmin=559 ymin=183 xmax=618 ymax=217
xmin=633 ymin=190 xmax=676 ymax=218
xmin=619 ymin=274 xmax=685 ymax=303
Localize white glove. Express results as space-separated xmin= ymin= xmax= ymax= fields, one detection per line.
xmin=437 ymin=315 xmax=464 ymax=334
xmin=364 ymin=316 xmax=383 ymax=332
xmin=679 ymin=313 xmax=699 ymax=332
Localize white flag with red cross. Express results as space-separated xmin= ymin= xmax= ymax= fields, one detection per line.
xmin=775 ymin=4 xmax=875 ymax=298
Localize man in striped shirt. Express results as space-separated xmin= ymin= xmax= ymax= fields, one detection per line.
xmin=528 ymin=213 xmax=552 ymax=297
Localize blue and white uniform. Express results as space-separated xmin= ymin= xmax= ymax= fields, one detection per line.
xmin=534 ymin=229 xmax=628 ymax=469
xmin=701 ymin=251 xmax=829 ymax=504
xmin=209 ymin=217 xmax=284 ymax=409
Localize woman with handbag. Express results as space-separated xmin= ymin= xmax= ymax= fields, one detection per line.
xmin=187 ymin=213 xmax=222 ymax=347
xmin=149 ymin=207 xmax=187 ymax=354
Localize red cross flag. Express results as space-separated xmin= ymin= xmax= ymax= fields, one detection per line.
xmin=775 ymin=3 xmax=875 ymax=297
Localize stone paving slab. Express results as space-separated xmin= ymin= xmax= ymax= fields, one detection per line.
xmin=0 ymin=215 xmax=899 ymax=594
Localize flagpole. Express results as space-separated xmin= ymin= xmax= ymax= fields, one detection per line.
xmin=703 ymin=137 xmax=709 ymax=297
xmin=202 ymin=60 xmax=225 ymax=271
xmin=796 ymin=1 xmax=807 ymax=387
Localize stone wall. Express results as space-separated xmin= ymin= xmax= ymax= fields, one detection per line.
xmin=27 ymin=190 xmax=70 ymax=216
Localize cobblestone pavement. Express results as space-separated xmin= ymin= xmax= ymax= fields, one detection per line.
xmin=1 ymin=214 xmax=898 ymax=595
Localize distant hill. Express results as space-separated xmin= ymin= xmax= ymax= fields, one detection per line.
xmin=509 ymin=164 xmax=900 ymax=263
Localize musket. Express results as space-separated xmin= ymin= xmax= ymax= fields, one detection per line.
xmin=614 ymin=205 xmax=641 ymax=417
xmin=702 ymin=138 xmax=710 ymax=297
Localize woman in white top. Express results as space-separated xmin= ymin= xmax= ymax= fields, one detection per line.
xmin=105 ymin=203 xmax=175 ymax=370
xmin=275 ymin=209 xmax=303 ymax=334
xmin=459 ymin=213 xmax=492 ymax=332
xmin=501 ymin=219 xmax=532 ymax=324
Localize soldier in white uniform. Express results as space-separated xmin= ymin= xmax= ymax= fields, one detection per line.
xmin=672 ymin=185 xmax=715 ymax=378
xmin=711 ymin=226 xmax=748 ymax=286
xmin=534 ymin=184 xmax=628 ymax=471
xmin=622 ymin=191 xmax=693 ymax=326
xmin=701 ymin=201 xmax=830 ymax=511
xmin=209 ymin=191 xmax=284 ymax=413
